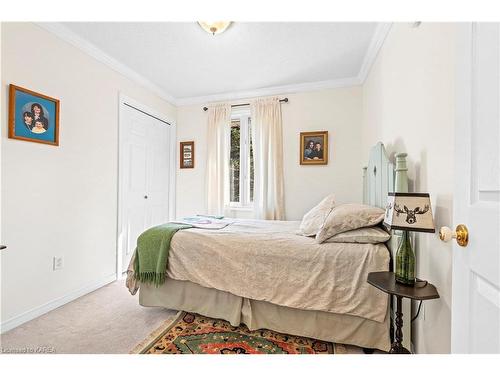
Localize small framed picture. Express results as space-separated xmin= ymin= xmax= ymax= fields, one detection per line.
xmin=8 ymin=84 xmax=60 ymax=146
xmin=300 ymin=131 xmax=328 ymax=165
xmin=180 ymin=141 xmax=195 ymax=169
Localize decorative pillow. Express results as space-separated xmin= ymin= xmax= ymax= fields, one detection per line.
xmin=298 ymin=194 xmax=336 ymax=236
xmin=325 ymin=226 xmax=390 ymax=244
xmin=315 ymin=203 xmax=385 ymax=244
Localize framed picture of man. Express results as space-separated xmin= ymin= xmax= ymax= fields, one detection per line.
xmin=8 ymin=84 xmax=60 ymax=146
xmin=300 ymin=131 xmax=328 ymax=165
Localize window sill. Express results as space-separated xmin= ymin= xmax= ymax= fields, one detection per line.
xmin=225 ymin=205 xmax=254 ymax=212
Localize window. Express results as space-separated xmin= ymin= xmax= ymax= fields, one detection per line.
xmin=229 ymin=110 xmax=254 ymax=207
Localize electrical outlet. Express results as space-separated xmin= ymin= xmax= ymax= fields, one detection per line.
xmin=53 ymin=256 xmax=64 ymax=271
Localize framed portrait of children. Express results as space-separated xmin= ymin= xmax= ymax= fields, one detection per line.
xmin=180 ymin=141 xmax=195 ymax=169
xmin=300 ymin=131 xmax=328 ymax=165
xmin=8 ymin=84 xmax=60 ymax=146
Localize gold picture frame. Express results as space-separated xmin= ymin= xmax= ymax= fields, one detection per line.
xmin=300 ymin=131 xmax=328 ymax=165
xmin=8 ymin=84 xmax=60 ymax=146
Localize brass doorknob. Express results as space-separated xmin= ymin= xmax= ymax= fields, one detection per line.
xmin=439 ymin=224 xmax=469 ymax=247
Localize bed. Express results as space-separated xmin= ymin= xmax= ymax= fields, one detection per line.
xmin=132 ymin=142 xmax=406 ymax=352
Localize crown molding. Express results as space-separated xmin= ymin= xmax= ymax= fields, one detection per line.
xmin=175 ymin=22 xmax=391 ymax=107
xmin=35 ymin=22 xmax=178 ymax=105
xmin=357 ymin=22 xmax=393 ymax=83
xmin=35 ymin=22 xmax=391 ymax=108
xmin=175 ymin=76 xmax=362 ymax=107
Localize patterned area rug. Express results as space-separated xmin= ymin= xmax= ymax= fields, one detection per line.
xmin=131 ymin=311 xmax=339 ymax=354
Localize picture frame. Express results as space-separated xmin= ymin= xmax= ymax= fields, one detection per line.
xmin=180 ymin=141 xmax=195 ymax=169
xmin=300 ymin=131 xmax=328 ymax=165
xmin=8 ymin=84 xmax=60 ymax=146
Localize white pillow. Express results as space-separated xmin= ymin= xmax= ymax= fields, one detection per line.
xmin=315 ymin=203 xmax=385 ymax=244
xmin=325 ymin=226 xmax=390 ymax=244
xmin=298 ymin=194 xmax=336 ymax=236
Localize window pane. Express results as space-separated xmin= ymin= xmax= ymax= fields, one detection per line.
xmin=249 ymin=119 xmax=254 ymax=202
xmin=230 ymin=120 xmax=240 ymax=202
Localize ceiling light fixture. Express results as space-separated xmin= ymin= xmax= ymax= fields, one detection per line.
xmin=198 ymin=21 xmax=232 ymax=35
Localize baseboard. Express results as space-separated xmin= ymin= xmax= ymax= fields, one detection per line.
xmin=0 ymin=273 xmax=117 ymax=334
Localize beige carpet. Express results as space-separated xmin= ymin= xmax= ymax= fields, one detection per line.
xmin=0 ymin=279 xmax=177 ymax=354
xmin=0 ymin=279 xmax=370 ymax=354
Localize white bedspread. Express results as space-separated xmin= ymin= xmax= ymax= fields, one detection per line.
xmin=167 ymin=219 xmax=390 ymax=322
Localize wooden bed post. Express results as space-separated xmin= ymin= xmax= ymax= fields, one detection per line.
xmin=392 ymin=152 xmax=411 ymax=351
xmin=363 ymin=144 xmax=411 ymax=352
xmin=394 ymin=153 xmax=409 ymax=192
xmin=362 ymin=166 xmax=368 ymax=204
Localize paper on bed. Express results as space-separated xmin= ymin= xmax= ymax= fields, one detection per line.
xmin=195 ymin=214 xmax=225 ymax=220
xmin=171 ymin=216 xmax=234 ymax=229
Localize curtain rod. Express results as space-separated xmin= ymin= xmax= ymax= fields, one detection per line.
xmin=202 ymin=98 xmax=288 ymax=111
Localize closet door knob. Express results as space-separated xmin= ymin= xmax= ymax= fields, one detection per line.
xmin=144 ymin=195 xmax=148 ymax=199
xmin=0 ymin=245 xmax=7 ymax=250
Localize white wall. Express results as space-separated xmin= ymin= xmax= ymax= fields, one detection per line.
xmin=362 ymin=23 xmax=456 ymax=353
xmin=0 ymin=23 xmax=176 ymax=330
xmin=176 ymin=104 xmax=208 ymax=219
xmin=0 ymin=22 xmax=457 ymax=353
xmin=0 ymin=23 xmax=3 ymax=311
xmin=176 ymin=87 xmax=364 ymax=220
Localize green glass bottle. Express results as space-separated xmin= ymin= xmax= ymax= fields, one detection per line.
xmin=395 ymin=230 xmax=415 ymax=285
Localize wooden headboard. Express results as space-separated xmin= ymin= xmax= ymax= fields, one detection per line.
xmin=363 ymin=142 xmax=409 ymax=256
xmin=363 ymin=141 xmax=411 ymax=349
xmin=363 ymin=142 xmax=395 ymax=209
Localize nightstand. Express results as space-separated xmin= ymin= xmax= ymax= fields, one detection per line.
xmin=367 ymin=271 xmax=440 ymax=354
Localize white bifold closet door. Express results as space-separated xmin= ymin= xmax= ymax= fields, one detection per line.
xmin=120 ymin=104 xmax=171 ymax=273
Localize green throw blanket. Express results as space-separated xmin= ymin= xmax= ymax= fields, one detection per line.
xmin=134 ymin=223 xmax=193 ymax=287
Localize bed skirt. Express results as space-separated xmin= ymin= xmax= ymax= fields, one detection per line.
xmin=139 ymin=277 xmax=391 ymax=352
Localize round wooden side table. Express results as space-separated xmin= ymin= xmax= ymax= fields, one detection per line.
xmin=367 ymin=271 xmax=440 ymax=354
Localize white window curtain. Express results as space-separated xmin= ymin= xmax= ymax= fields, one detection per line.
xmin=250 ymin=98 xmax=285 ymax=220
xmin=206 ymin=104 xmax=231 ymax=215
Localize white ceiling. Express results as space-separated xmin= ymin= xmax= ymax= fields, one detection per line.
xmin=55 ymin=22 xmax=381 ymax=104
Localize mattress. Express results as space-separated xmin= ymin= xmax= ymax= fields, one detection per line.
xmin=167 ymin=219 xmax=390 ymax=322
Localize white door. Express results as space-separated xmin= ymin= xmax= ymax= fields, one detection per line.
xmin=120 ymin=103 xmax=172 ymax=273
xmin=452 ymin=23 xmax=500 ymax=353
xmin=0 ymin=24 xmax=3 ymax=254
